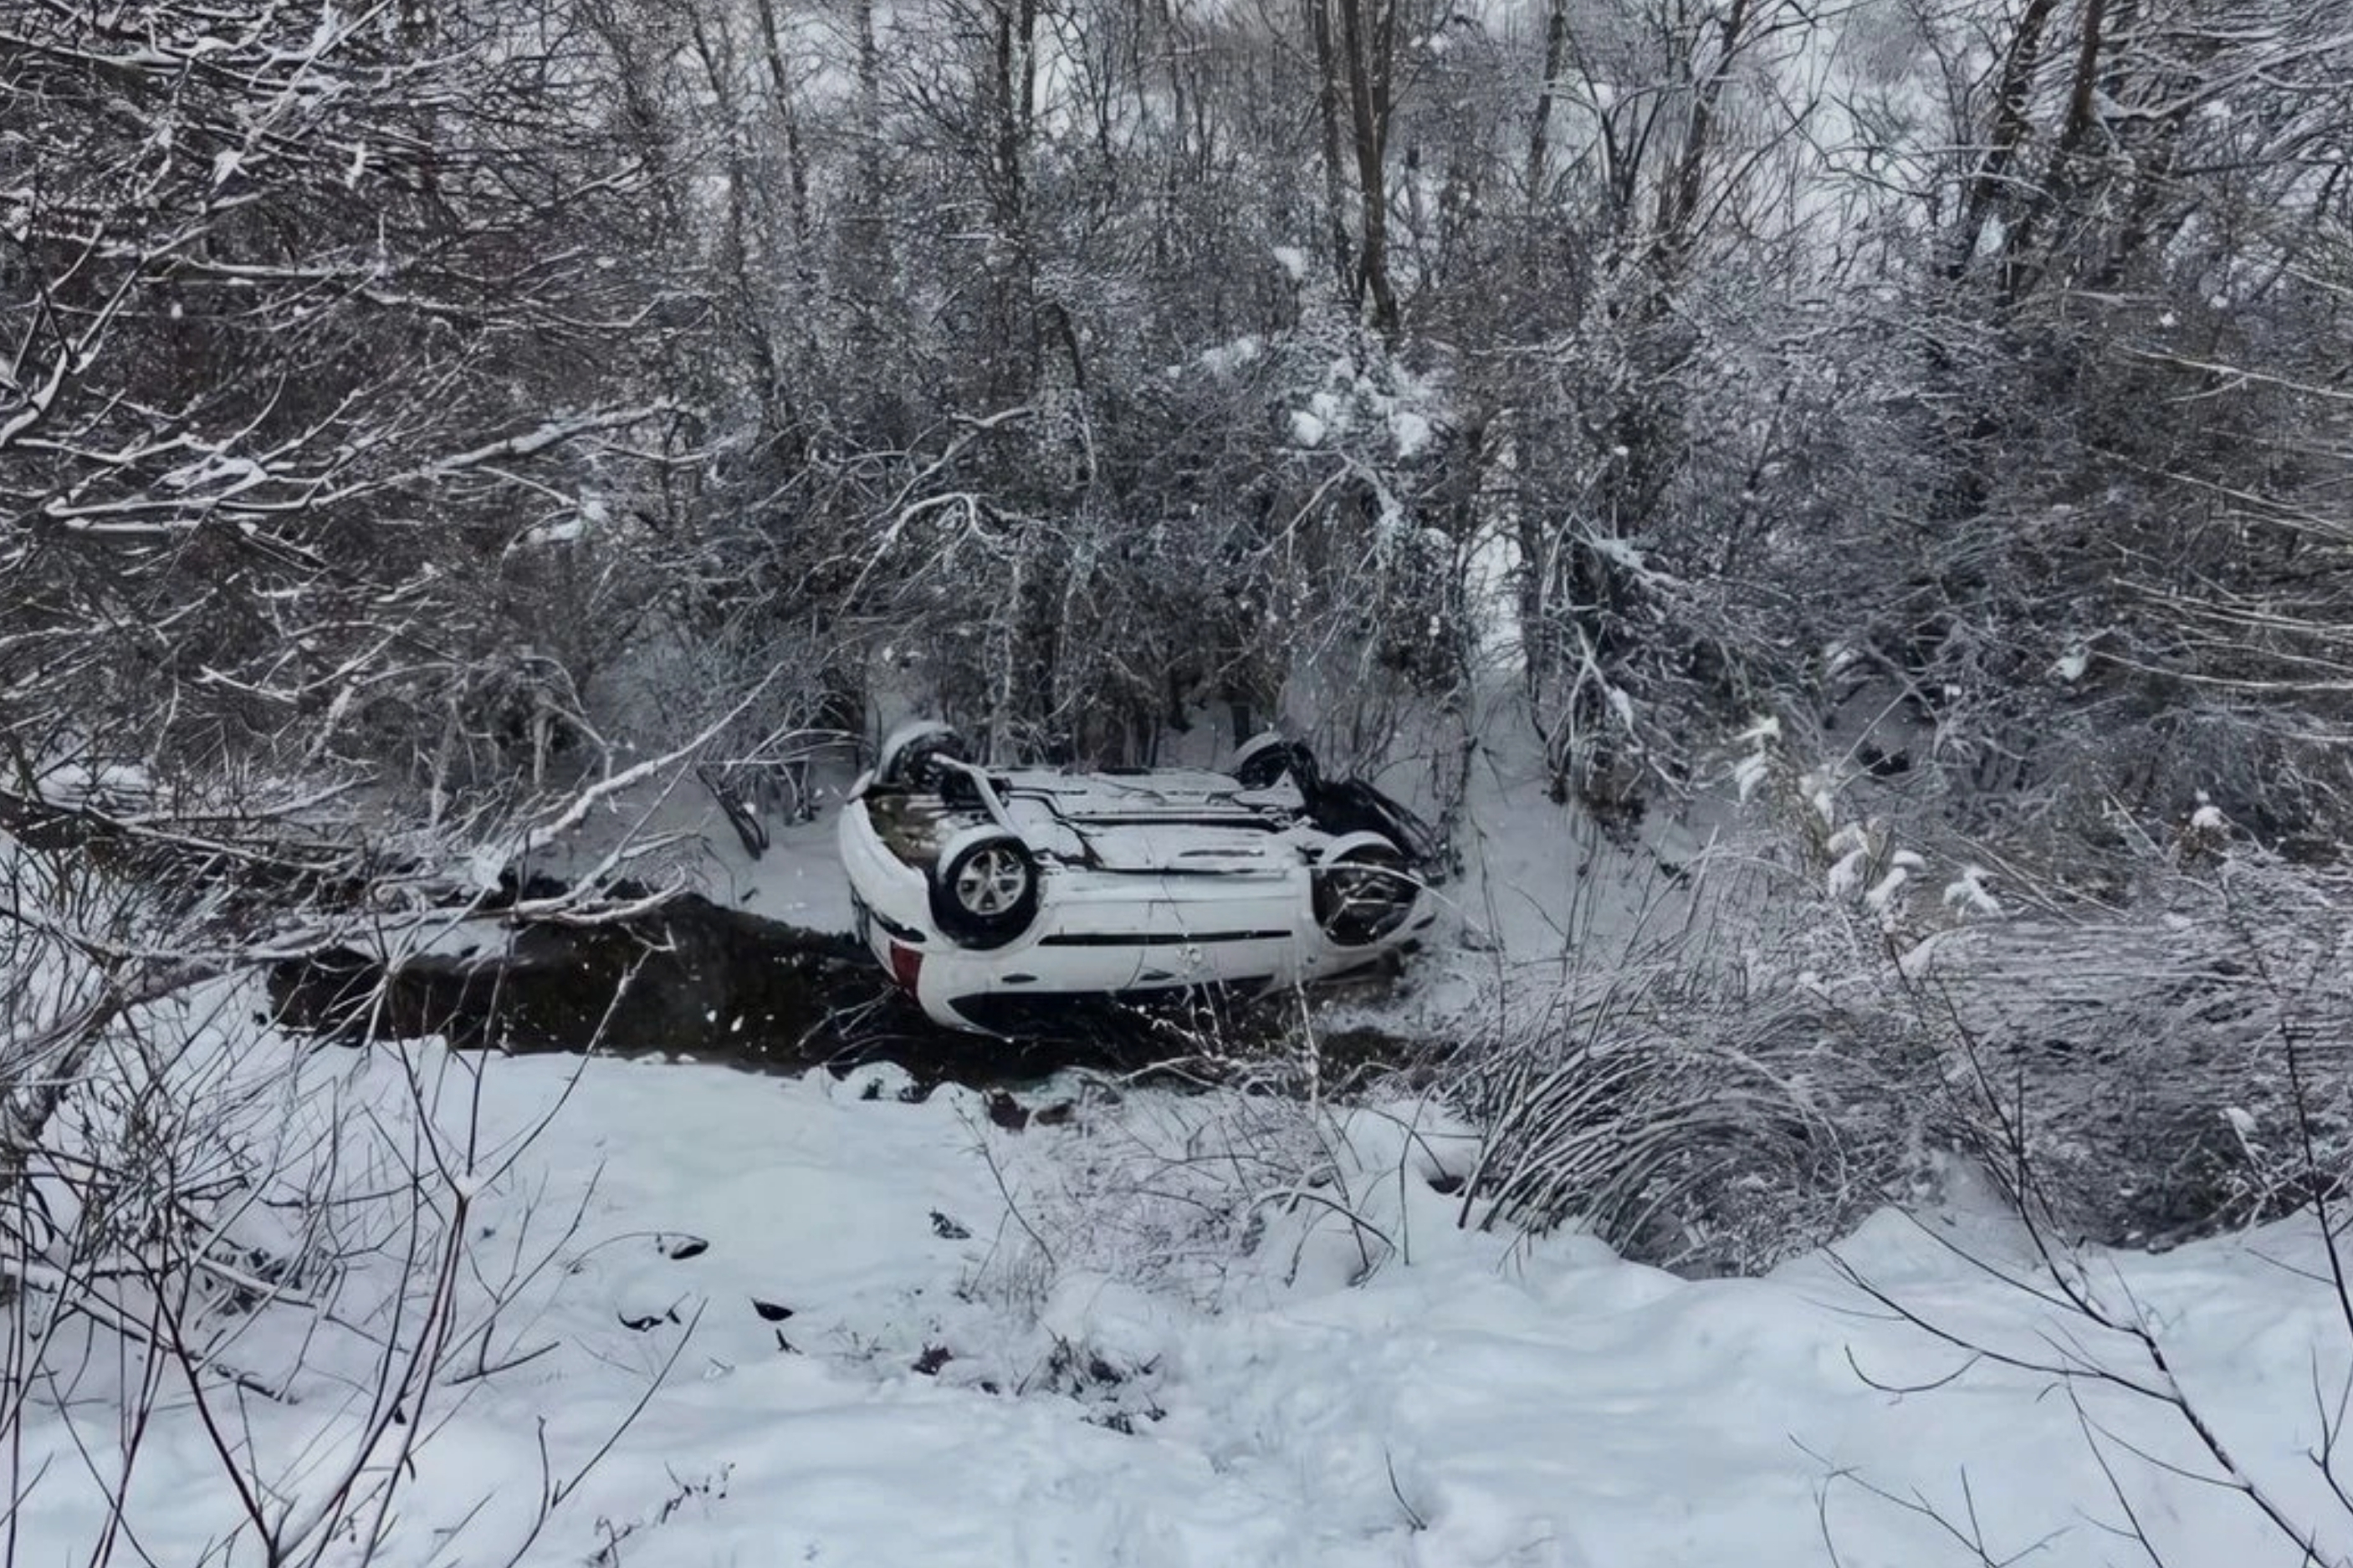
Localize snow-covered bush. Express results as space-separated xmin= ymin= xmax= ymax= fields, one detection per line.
xmin=1451 ymin=702 xmax=2353 ymax=1272
xmin=1447 ymin=850 xmax=1942 ymax=1274
xmin=0 ymin=822 xmax=659 ymax=1563
xmin=972 ymin=1070 xmax=1471 ymax=1322
xmin=1832 ymin=882 xmax=2353 ymax=1568
xmin=974 ymin=1085 xmax=1333 ymax=1314
xmin=1901 ymin=852 xmax=2353 ymax=1245
xmin=1762 ymin=701 xmax=2353 ymax=1244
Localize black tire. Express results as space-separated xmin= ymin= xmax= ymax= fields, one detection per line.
xmin=1303 ymin=778 xmax=1445 ymax=872
xmin=1312 ymin=834 xmax=1416 ymax=947
xmin=929 ymin=829 xmax=1041 ymax=950
xmin=936 ymin=764 xmax=985 ymax=810
xmin=1231 ymin=732 xmax=1319 ymax=792
xmin=877 ymin=721 xmax=969 ymax=791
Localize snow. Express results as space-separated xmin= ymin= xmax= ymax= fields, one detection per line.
xmin=463 ymin=839 xmax=509 ymax=892
xmin=1588 ymin=533 xmax=1650 ymax=575
xmin=666 ymin=789 xmax=859 ymax=927
xmin=1038 ymin=1271 xmax=1184 ymax=1376
xmin=1731 ymin=748 xmax=1770 ymax=801
xmin=1283 ymin=341 xmax=1445 ymax=469
xmin=162 ymin=449 xmax=268 ymax=493
xmin=15 ymin=1024 xmax=2350 ymax=1566
xmin=1941 ymin=864 xmax=2003 ymax=917
xmin=1605 ymin=684 xmax=1636 ymax=733
xmin=1864 ymin=859 xmax=1912 ymax=912
xmin=14 ymin=707 xmax=2347 ymax=1567
xmin=515 ymin=515 xmax=584 ymax=549
xmin=1199 ymin=335 xmax=1264 ymax=375
xmin=30 ymin=758 xmax=154 ymax=809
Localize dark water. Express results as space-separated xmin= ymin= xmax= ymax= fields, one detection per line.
xmin=265 ymin=894 xmax=1412 ymax=1091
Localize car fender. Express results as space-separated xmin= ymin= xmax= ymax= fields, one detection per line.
xmin=836 ymin=794 xmax=933 ymax=945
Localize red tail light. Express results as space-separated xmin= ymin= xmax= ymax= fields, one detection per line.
xmin=887 ymin=942 xmax=923 ymax=993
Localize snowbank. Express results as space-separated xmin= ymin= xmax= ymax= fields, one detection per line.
xmin=11 ymin=1029 xmax=2346 ymax=1566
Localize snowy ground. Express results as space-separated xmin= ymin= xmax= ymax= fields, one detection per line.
xmin=12 ymin=1017 xmax=2350 ymax=1568
xmin=15 ymin=715 xmax=2345 ymax=1566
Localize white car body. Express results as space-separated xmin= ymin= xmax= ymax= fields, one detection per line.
xmin=836 ymin=738 xmax=1439 ymax=1034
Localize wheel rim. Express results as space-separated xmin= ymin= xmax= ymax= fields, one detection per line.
xmin=954 ymin=845 xmax=1029 ymax=917
xmin=1321 ymin=855 xmax=1410 ymax=940
xmin=1328 ymin=864 xmax=1398 ymax=916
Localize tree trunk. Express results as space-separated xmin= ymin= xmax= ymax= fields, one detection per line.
xmin=1527 ymin=0 xmax=1571 ymax=202
xmin=2003 ymin=0 xmax=2114 ymax=300
xmin=1948 ymin=0 xmax=2061 ymax=281
xmin=1334 ymin=0 xmax=1399 ymax=336
xmin=851 ymin=0 xmax=893 ymax=314
xmin=750 ymin=0 xmax=817 ymax=279
xmin=1305 ymin=0 xmax=1358 ymax=305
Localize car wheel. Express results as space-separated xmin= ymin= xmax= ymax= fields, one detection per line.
xmin=1312 ymin=831 xmax=1416 ymax=947
xmin=930 ymin=827 xmax=1041 ymax=949
xmin=877 ymin=720 xmax=969 ymax=791
xmin=1231 ymin=731 xmax=1319 ymax=792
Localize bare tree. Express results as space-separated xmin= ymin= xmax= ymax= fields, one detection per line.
xmin=1 ymin=0 xmax=682 ymax=798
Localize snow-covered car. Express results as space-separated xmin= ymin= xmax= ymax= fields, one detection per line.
xmin=837 ymin=722 xmax=1444 ymax=1034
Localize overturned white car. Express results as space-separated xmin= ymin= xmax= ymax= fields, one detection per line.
xmin=837 ymin=723 xmax=1443 ymax=1034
